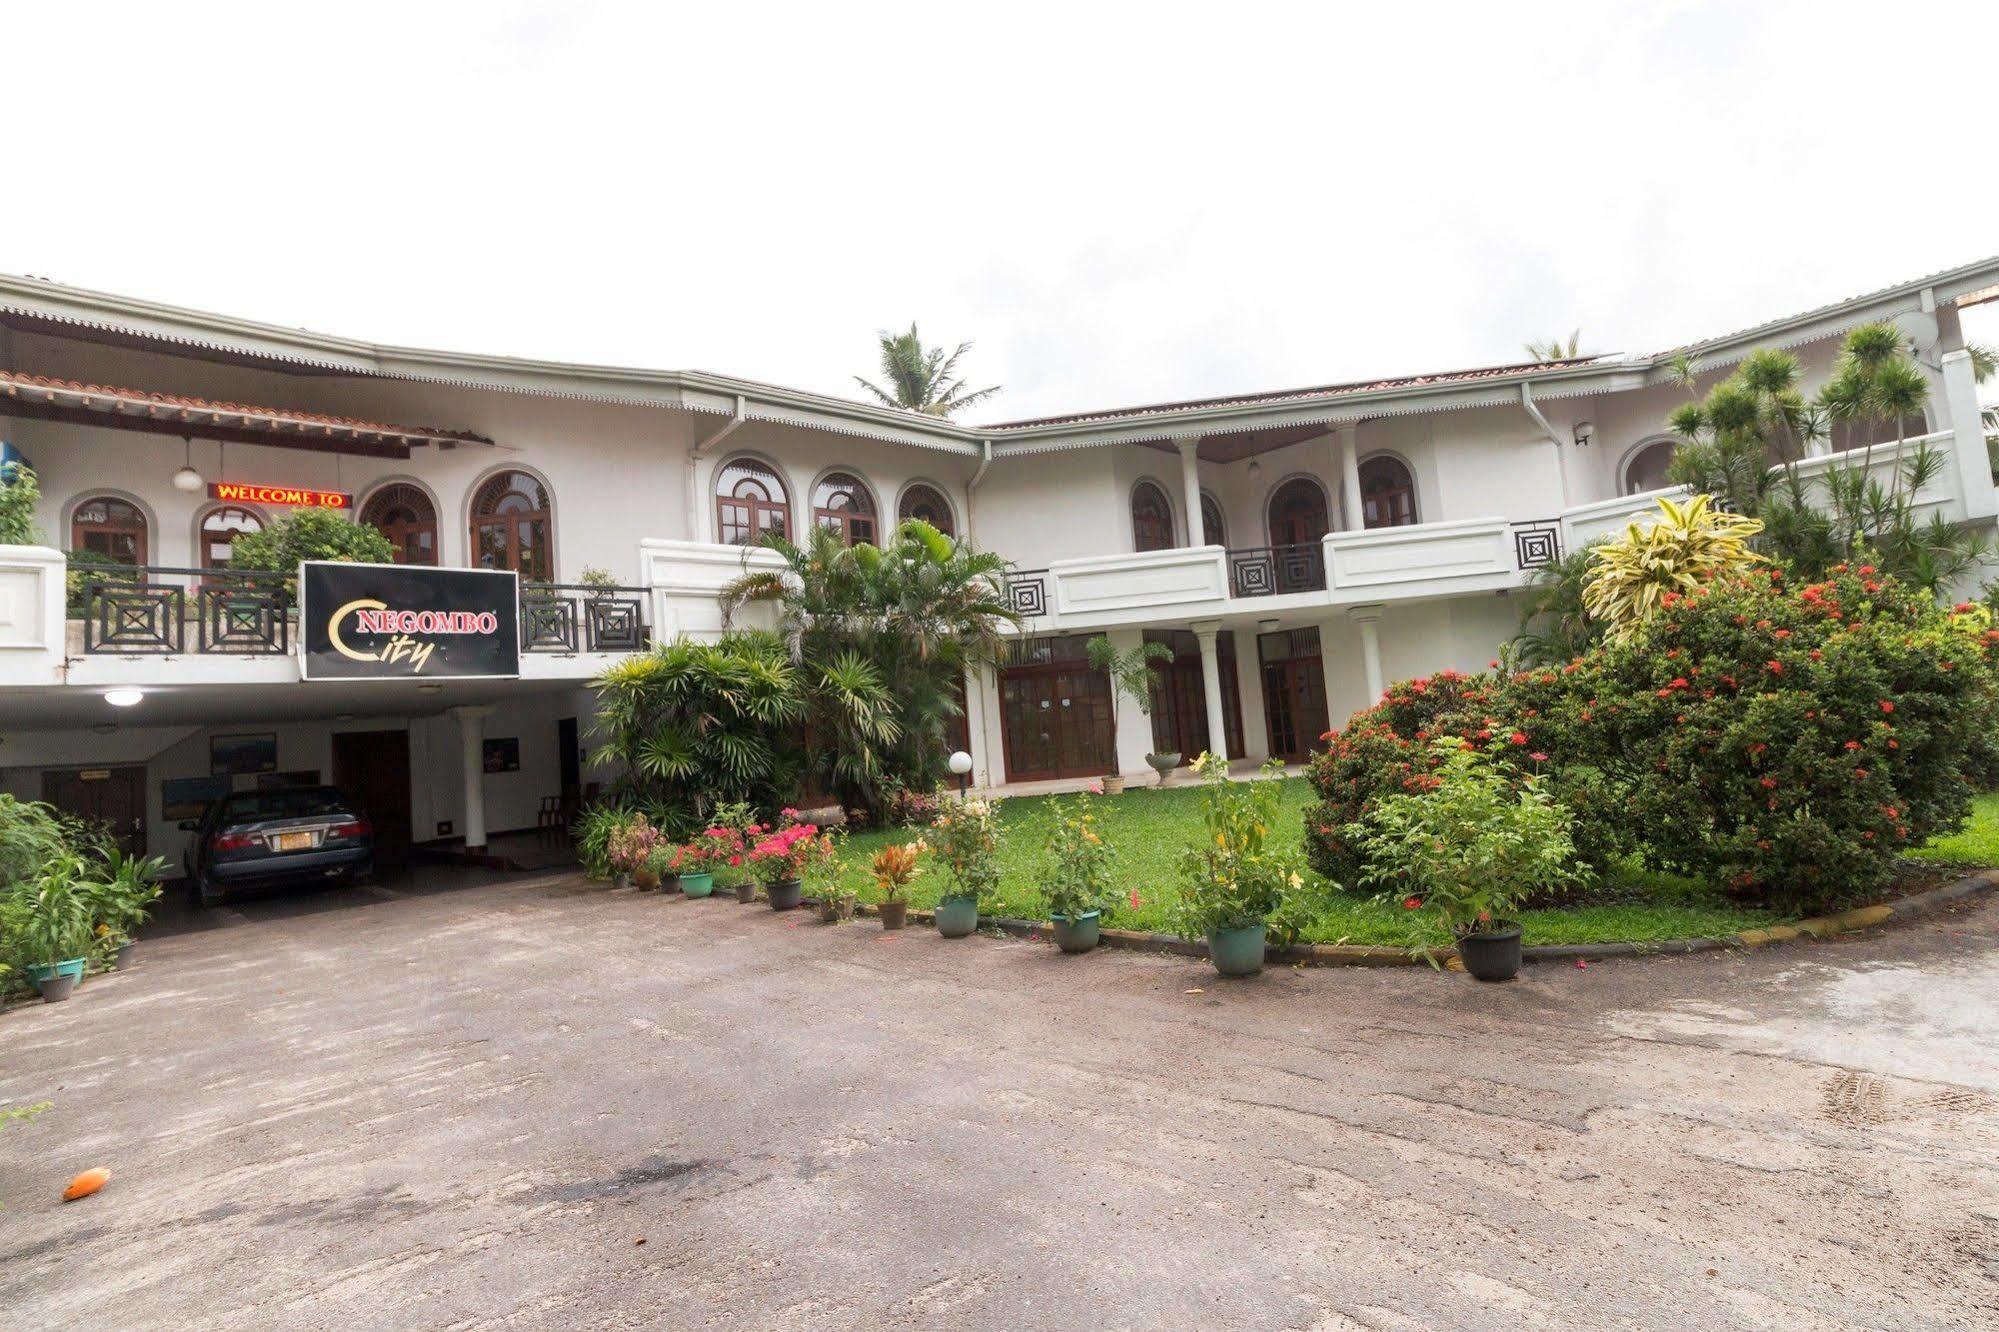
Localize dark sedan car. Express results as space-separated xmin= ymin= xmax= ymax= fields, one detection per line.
xmin=183 ymin=786 xmax=373 ymax=907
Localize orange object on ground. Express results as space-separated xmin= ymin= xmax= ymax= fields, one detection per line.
xmin=62 ymin=1168 xmax=110 ymax=1201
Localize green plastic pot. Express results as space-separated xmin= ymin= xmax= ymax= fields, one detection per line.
xmin=935 ymin=895 xmax=979 ymax=938
xmin=679 ymin=871 xmax=714 ymax=899
xmin=1049 ymin=911 xmax=1101 ymax=954
xmin=1206 ymin=923 xmax=1268 ymax=977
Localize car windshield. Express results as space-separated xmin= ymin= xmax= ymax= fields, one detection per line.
xmin=219 ymin=788 xmax=349 ymax=822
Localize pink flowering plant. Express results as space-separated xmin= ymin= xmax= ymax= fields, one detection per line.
xmin=746 ymin=816 xmax=835 ymax=888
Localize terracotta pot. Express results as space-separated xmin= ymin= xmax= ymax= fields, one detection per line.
xmin=735 ymin=882 xmax=756 ymax=903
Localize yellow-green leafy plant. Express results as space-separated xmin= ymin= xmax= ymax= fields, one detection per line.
xmin=1582 ymin=494 xmax=1762 ymax=641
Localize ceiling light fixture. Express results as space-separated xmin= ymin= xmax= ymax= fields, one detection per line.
xmin=172 ymin=436 xmax=204 ymax=492
xmin=104 ymin=688 xmax=145 ymax=708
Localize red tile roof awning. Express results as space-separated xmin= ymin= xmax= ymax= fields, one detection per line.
xmin=0 ymin=369 xmax=491 ymax=458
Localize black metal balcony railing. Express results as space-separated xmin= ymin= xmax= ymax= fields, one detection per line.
xmin=1227 ymin=544 xmax=1327 ymax=597
xmin=66 ymin=560 xmax=649 ymax=657
xmin=1003 ymin=568 xmax=1048 ymax=618
xmin=1512 ymin=519 xmax=1563 ymax=570
xmin=519 ymin=583 xmax=650 ymax=653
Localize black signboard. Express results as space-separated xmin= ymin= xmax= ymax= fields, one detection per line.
xmin=299 ymin=562 xmax=521 ymax=681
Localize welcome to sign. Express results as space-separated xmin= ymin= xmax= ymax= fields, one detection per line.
xmin=208 ymin=482 xmax=352 ymax=509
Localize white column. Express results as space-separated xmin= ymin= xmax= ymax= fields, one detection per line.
xmin=1349 ymin=604 xmax=1386 ymax=705
xmin=1105 ymin=627 xmax=1157 ymax=779
xmin=1234 ymin=629 xmax=1271 ymax=762
xmin=1191 ymin=619 xmax=1230 ymax=766
xmin=1941 ymin=347 xmax=1999 ymax=521
xmin=1336 ymin=425 xmax=1363 ymax=531
xmin=1174 ymin=436 xmax=1206 ymax=547
xmin=452 ymin=705 xmax=495 ymax=851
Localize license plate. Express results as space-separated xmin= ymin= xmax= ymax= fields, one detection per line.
xmin=276 ymin=831 xmax=315 ymax=852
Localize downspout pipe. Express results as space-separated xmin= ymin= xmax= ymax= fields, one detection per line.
xmin=1519 ymin=382 xmax=1573 ymax=510
xmin=965 ymin=438 xmax=993 ymax=544
xmin=684 ymin=394 xmax=747 ymax=541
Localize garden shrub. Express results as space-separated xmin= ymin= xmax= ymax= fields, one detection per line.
xmin=1310 ymin=562 xmax=1999 ymax=915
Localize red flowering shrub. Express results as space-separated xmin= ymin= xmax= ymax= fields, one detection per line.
xmin=1307 ymin=566 xmax=1999 ymax=911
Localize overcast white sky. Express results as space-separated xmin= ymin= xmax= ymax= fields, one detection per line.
xmin=6 ymin=0 xmax=1999 ymax=420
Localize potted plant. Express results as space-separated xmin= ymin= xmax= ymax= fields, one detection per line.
xmin=1144 ymin=752 xmax=1182 ymax=787
xmin=606 ymin=813 xmax=661 ymax=890
xmin=84 ymin=849 xmax=166 ymax=970
xmin=3 ymin=856 xmax=97 ymax=1002
xmin=929 ymin=794 xmax=1002 ymax=937
xmin=1085 ymin=635 xmax=1174 ymax=794
xmin=812 ymin=840 xmax=857 ymax=924
xmin=869 ymin=840 xmax=923 ymax=930
xmin=1043 ymin=793 xmax=1116 ymax=953
xmin=1170 ymin=756 xmax=1303 ymax=977
xmin=747 ymin=815 xmax=828 ymax=911
xmin=1347 ymin=737 xmax=1576 ymax=981
xmin=703 ymin=803 xmax=756 ymax=901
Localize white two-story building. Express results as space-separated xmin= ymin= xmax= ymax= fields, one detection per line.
xmin=1 ymin=260 xmax=1994 ymax=875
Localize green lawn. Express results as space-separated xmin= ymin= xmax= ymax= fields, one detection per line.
xmin=822 ymin=777 xmax=1799 ymax=948
xmin=1909 ymin=791 xmax=1999 ymax=867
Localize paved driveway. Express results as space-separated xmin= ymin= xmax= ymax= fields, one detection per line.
xmin=4 ymin=872 xmax=1997 ymax=1330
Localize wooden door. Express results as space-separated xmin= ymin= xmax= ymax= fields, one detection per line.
xmin=1262 ymin=659 xmax=1330 ymax=761
xmin=998 ymin=663 xmax=1115 ymax=781
xmin=43 ymin=766 xmax=147 ymax=856
xmin=331 ymin=730 xmax=412 ymax=874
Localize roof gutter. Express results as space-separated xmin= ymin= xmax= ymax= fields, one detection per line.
xmin=1519 ymin=382 xmax=1573 ymax=510
xmin=965 ymin=438 xmax=993 ymax=542
xmin=684 ymin=393 xmax=747 ymax=541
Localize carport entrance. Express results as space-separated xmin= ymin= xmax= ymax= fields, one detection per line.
xmin=332 ymin=730 xmax=413 ymax=875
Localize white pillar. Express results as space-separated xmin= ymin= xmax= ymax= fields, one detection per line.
xmin=1175 ymin=436 xmax=1206 ymax=547
xmin=1349 ymin=604 xmax=1386 ymax=705
xmin=1336 ymin=425 xmax=1363 ymax=531
xmin=1941 ymin=347 xmax=1998 ymax=521
xmin=1105 ymin=627 xmax=1157 ymax=779
xmin=452 ymin=705 xmax=495 ymax=851
xmin=1191 ymin=619 xmax=1230 ymax=766
xmin=1235 ymin=629 xmax=1271 ymax=762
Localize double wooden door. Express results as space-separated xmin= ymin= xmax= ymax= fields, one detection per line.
xmin=331 ymin=730 xmax=413 ymax=874
xmin=1262 ymin=657 xmax=1330 ymax=761
xmin=998 ymin=663 xmax=1116 ymax=781
xmin=43 ymin=766 xmax=147 ymax=856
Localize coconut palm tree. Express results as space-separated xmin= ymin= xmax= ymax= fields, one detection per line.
xmin=854 ymin=325 xmax=1002 ymax=417
xmin=1523 ymin=329 xmax=1585 ymax=362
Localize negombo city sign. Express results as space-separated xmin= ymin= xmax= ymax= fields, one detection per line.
xmin=299 ymin=562 xmax=520 ymax=680
xmin=208 ymin=482 xmax=352 ymax=509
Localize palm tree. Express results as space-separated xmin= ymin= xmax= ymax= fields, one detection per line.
xmin=854 ymin=325 xmax=1002 ymax=417
xmin=1524 ymin=329 xmax=1585 ymax=362
xmin=720 ymin=520 xmax=1020 ymax=805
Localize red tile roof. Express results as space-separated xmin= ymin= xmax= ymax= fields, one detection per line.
xmin=980 ymin=355 xmax=1606 ymax=430
xmin=0 ymin=369 xmax=491 ymax=447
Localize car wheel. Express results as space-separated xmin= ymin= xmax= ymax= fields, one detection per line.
xmin=198 ymin=879 xmax=226 ymax=909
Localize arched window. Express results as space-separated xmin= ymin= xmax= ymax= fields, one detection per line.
xmin=897 ymin=482 xmax=956 ymax=538
xmin=70 ymin=496 xmax=148 ymax=565
xmin=813 ymin=471 xmax=878 ymax=546
xmin=1200 ymin=492 xmax=1227 ymax=548
xmin=199 ymin=505 xmax=263 ymax=571
xmin=1266 ymin=477 xmax=1330 ymax=548
xmin=1131 ymin=480 xmax=1175 ymax=552
xmin=1358 ymin=456 xmax=1417 ymax=529
xmin=470 ymin=470 xmax=553 ymax=580
xmin=361 ymin=483 xmax=438 ymax=565
xmin=715 ymin=457 xmax=790 ymax=547
xmin=1623 ymin=440 xmax=1678 ymax=495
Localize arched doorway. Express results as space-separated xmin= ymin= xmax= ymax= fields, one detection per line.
xmin=1359 ymin=456 xmax=1418 ymax=528
xmin=813 ymin=471 xmax=879 ymax=547
xmin=1265 ymin=478 xmax=1330 ymax=593
xmin=715 ymin=457 xmax=790 ymax=547
xmin=897 ymin=482 xmax=956 ymax=537
xmin=198 ymin=505 xmax=263 ymax=571
xmin=1131 ymin=480 xmax=1175 ymax=552
xmin=70 ymin=495 xmax=148 ymax=565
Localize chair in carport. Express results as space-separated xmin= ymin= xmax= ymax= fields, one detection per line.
xmin=537 ymin=795 xmax=567 ymax=845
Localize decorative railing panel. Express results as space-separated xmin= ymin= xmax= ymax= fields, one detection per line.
xmin=1004 ymin=569 xmax=1048 ymax=618
xmin=1511 ymin=519 xmax=1562 ymax=571
xmin=519 ymin=583 xmax=650 ymax=653
xmin=73 ymin=563 xmax=289 ymax=656
xmin=1227 ymin=544 xmax=1326 ymax=597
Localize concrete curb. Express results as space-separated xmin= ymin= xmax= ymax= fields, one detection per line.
xmin=802 ymin=868 xmax=1999 ymax=969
